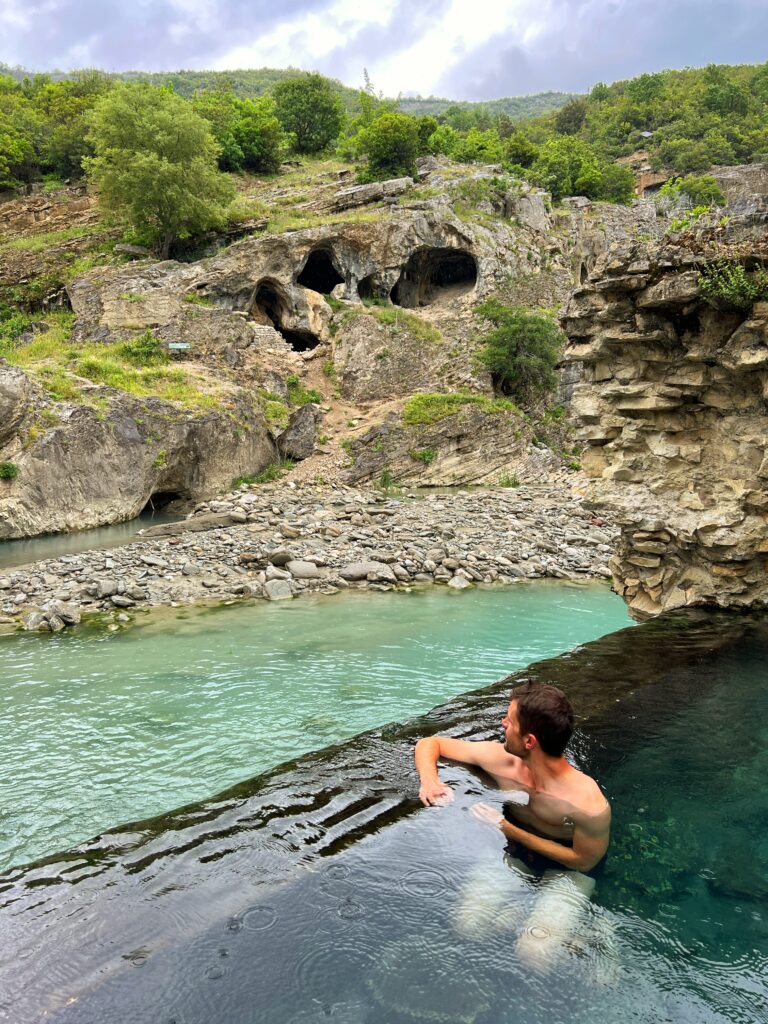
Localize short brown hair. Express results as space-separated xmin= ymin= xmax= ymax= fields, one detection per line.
xmin=510 ymin=682 xmax=574 ymax=756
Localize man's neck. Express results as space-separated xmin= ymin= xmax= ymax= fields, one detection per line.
xmin=524 ymin=750 xmax=572 ymax=789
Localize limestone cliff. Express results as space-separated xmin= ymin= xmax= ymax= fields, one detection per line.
xmin=562 ymin=230 xmax=768 ymax=618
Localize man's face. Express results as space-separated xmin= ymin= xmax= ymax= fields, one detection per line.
xmin=502 ymin=700 xmax=528 ymax=757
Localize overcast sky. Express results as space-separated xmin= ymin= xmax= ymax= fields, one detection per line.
xmin=2 ymin=0 xmax=768 ymax=99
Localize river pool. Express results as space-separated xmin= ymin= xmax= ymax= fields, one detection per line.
xmin=0 ymin=580 xmax=630 ymax=870
xmin=1 ymin=609 xmax=765 ymax=1024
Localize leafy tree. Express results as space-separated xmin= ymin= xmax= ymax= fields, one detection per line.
xmin=452 ymin=127 xmax=505 ymax=164
xmin=427 ymin=123 xmax=459 ymax=156
xmin=85 ymin=84 xmax=235 ymax=258
xmin=503 ymin=131 xmax=538 ymax=168
xmin=594 ymin=162 xmax=635 ymax=203
xmin=416 ymin=115 xmax=438 ymax=154
xmin=555 ymin=98 xmax=588 ymax=135
xmin=358 ymin=112 xmax=419 ymax=180
xmin=272 ymin=73 xmax=344 ymax=154
xmin=529 ymin=136 xmax=602 ymax=199
xmin=659 ymin=174 xmax=725 ymax=207
xmin=232 ymin=96 xmax=284 ymax=173
xmin=475 ymin=300 xmax=563 ymax=402
xmin=0 ymin=112 xmax=34 ymax=188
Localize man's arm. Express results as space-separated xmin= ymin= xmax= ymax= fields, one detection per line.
xmin=414 ymin=736 xmax=511 ymax=806
xmin=472 ymin=802 xmax=611 ymax=872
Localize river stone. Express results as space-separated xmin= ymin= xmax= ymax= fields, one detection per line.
xmin=22 ymin=610 xmax=49 ymax=631
xmin=266 ymin=565 xmax=291 ymax=581
xmin=110 ymin=595 xmax=135 ymax=608
xmin=447 ymin=575 xmax=471 ymax=590
xmin=42 ymin=599 xmax=81 ymax=625
xmin=286 ymin=560 xmax=321 ymax=579
xmin=263 ymin=579 xmax=293 ymax=601
xmin=268 ymin=549 xmax=292 ymax=566
xmin=339 ymin=560 xmax=391 ymax=581
xmin=46 ymin=613 xmax=66 ymax=632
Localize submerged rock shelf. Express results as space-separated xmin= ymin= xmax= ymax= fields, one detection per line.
xmin=0 ymin=483 xmax=617 ymax=631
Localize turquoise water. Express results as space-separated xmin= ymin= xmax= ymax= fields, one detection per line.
xmin=0 ymin=581 xmax=630 ymax=870
xmin=0 ymin=509 xmax=181 ymax=569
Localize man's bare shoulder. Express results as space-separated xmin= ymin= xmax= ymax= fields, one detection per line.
xmin=435 ymin=736 xmax=519 ymax=771
xmin=567 ymin=768 xmax=611 ymax=817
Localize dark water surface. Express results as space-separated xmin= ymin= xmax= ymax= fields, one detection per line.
xmin=1 ymin=612 xmax=766 ymax=1023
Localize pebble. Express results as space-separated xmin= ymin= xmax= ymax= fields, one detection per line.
xmin=0 ymin=483 xmax=618 ymax=631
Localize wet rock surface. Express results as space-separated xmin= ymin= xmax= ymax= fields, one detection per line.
xmin=0 ymin=484 xmax=616 ymax=630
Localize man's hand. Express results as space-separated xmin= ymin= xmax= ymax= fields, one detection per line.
xmin=418 ymin=781 xmax=454 ymax=807
xmin=470 ymin=802 xmax=504 ymax=828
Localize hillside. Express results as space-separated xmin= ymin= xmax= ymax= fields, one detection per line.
xmin=0 ymin=61 xmax=575 ymax=119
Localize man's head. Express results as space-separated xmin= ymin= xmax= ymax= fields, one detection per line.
xmin=502 ymin=682 xmax=575 ymax=758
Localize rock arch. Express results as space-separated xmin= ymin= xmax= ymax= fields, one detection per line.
xmin=250 ymin=278 xmax=321 ymax=351
xmin=390 ymin=247 xmax=478 ymax=308
xmin=297 ymin=247 xmax=344 ymax=294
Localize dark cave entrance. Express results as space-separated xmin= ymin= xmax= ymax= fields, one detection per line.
xmin=251 ymin=279 xmax=321 ymax=351
xmin=141 ymin=491 xmax=188 ymax=515
xmin=297 ymin=248 xmax=344 ymax=294
xmin=280 ymin=328 xmax=321 ymax=352
xmin=390 ymin=247 xmax=478 ymax=308
xmin=252 ymin=280 xmax=289 ymax=330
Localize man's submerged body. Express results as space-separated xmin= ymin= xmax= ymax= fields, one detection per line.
xmin=414 ymin=683 xmax=612 ymax=969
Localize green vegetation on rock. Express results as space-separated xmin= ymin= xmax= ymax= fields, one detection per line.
xmin=0 ymin=462 xmax=19 ymax=480
xmin=475 ymin=301 xmax=563 ymax=402
xmin=403 ymin=392 xmax=520 ymax=426
xmin=698 ymin=258 xmax=768 ymax=311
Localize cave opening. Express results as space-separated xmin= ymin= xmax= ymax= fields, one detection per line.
xmin=357 ymin=274 xmax=378 ymax=301
xmin=297 ymin=248 xmax=344 ymax=294
xmin=141 ymin=491 xmax=187 ymax=515
xmin=669 ymin=309 xmax=701 ymax=341
xmin=251 ymin=280 xmax=321 ymax=351
xmin=280 ymin=328 xmax=322 ymax=352
xmin=390 ymin=247 xmax=478 ymax=308
xmin=252 ymin=280 xmax=289 ymax=330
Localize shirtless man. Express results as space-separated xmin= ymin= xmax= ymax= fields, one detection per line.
xmin=414 ymin=681 xmax=610 ymax=872
xmin=415 ymin=682 xmax=612 ymax=967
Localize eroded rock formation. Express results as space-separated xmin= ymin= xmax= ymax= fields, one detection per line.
xmin=562 ymin=235 xmax=768 ymax=618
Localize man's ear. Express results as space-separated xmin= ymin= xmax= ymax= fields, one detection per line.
xmin=523 ymin=733 xmax=538 ymax=751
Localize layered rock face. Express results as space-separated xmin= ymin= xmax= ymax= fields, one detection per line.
xmin=562 ymin=238 xmax=768 ymax=618
xmin=0 ymin=377 xmax=276 ymax=539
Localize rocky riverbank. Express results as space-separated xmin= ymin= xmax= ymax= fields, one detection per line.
xmin=0 ymin=484 xmax=616 ymax=632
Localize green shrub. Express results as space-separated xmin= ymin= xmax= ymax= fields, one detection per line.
xmin=0 ymin=461 xmax=19 ymax=480
xmin=497 ymin=472 xmax=520 ymax=487
xmin=698 ymin=258 xmax=768 ymax=311
xmin=474 ymin=301 xmax=563 ymax=402
xmin=358 ymin=112 xmax=419 ymax=181
xmin=232 ymin=459 xmax=294 ymax=487
xmin=378 ymin=467 xmax=394 ymax=489
xmin=114 ymin=330 xmax=169 ymax=367
xmin=285 ymin=373 xmax=323 ymax=406
xmin=409 ymin=447 xmax=437 ymax=464
xmin=660 ymin=174 xmax=726 ymax=208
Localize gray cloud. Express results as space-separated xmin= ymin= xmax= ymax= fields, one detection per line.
xmin=436 ymin=0 xmax=768 ymax=98
xmin=2 ymin=0 xmax=767 ymax=98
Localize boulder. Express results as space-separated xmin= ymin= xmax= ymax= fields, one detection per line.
xmin=339 ymin=560 xmax=394 ymax=582
xmin=277 ymin=404 xmax=321 ymax=461
xmin=0 ymin=367 xmax=32 ymax=446
xmin=263 ymin=579 xmax=293 ymax=601
xmin=286 ymin=560 xmax=321 ymax=579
